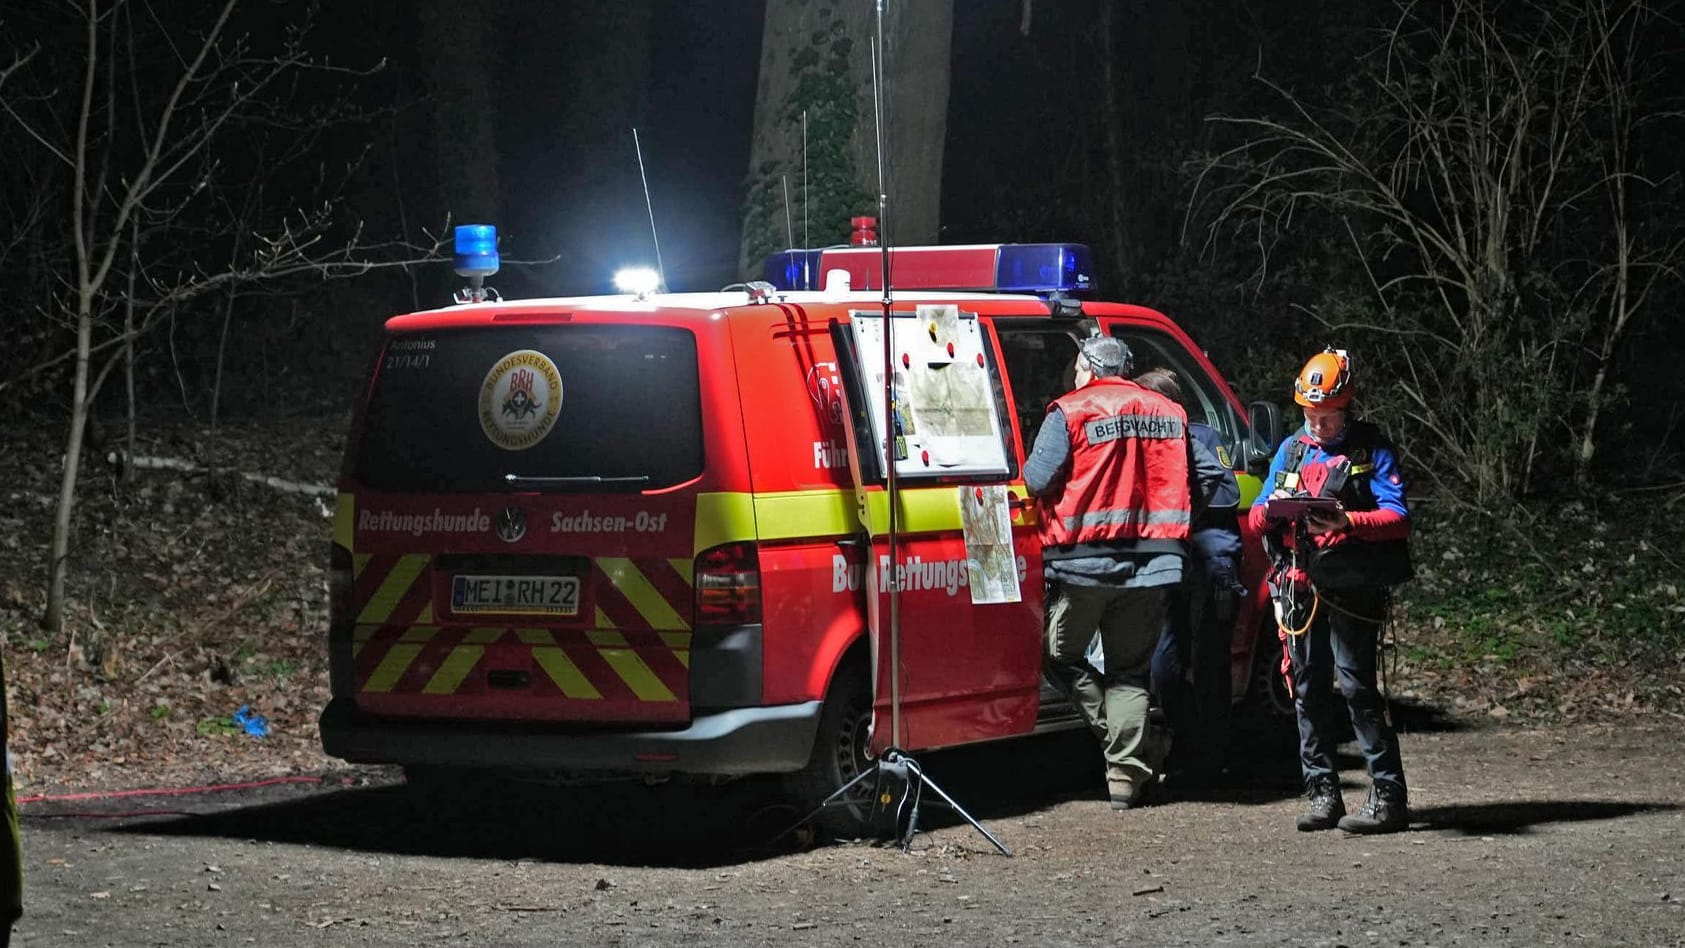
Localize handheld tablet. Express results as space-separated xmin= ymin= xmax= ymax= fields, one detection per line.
xmin=1265 ymin=495 xmax=1341 ymax=520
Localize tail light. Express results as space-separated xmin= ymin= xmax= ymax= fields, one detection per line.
xmin=328 ymin=543 xmax=354 ymax=627
xmin=694 ymin=541 xmax=761 ymax=627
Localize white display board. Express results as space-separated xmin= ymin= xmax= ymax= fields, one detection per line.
xmin=848 ymin=305 xmax=1011 ymax=479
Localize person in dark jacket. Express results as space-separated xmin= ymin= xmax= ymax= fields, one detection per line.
xmin=1026 ymin=336 xmax=1225 ymax=810
xmin=1251 ymin=347 xmax=1413 ymax=834
xmin=1133 ymin=368 xmax=1244 ymax=787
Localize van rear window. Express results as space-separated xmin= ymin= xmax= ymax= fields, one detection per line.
xmin=355 ymin=324 xmax=703 ymax=492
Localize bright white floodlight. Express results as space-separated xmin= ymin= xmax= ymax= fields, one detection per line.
xmin=613 ymin=267 xmax=662 ymax=300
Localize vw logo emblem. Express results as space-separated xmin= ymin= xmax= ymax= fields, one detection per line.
xmin=495 ymin=505 xmax=527 ymax=543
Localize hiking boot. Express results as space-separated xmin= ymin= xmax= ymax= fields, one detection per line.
xmin=1338 ymin=781 xmax=1409 ymax=835
xmin=1107 ymin=775 xmax=1148 ymax=811
xmin=1295 ymin=775 xmax=1346 ymax=832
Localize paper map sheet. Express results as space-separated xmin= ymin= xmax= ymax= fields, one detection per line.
xmin=960 ymin=485 xmax=1021 ymax=604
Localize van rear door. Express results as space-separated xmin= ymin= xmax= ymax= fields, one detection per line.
xmin=344 ymin=322 xmax=704 ymax=725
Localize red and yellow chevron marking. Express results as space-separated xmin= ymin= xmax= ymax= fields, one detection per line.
xmin=349 ymin=553 xmax=694 ymax=722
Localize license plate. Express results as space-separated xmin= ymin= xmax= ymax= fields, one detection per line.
xmin=451 ymin=574 xmax=580 ymax=616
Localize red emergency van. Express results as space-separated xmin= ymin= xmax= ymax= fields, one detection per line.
xmin=318 ymin=234 xmax=1287 ymax=832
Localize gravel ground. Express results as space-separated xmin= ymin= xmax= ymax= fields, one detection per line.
xmin=12 ymin=719 xmax=1683 ymax=947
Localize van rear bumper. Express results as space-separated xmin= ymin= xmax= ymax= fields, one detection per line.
xmin=318 ymin=697 xmax=822 ymax=776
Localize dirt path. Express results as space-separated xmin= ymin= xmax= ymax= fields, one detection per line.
xmin=13 ymin=719 xmax=1684 ymax=947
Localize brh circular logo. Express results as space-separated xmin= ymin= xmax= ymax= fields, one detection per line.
xmin=479 ymin=349 xmax=562 ymax=451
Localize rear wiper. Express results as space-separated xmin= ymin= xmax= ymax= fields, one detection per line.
xmin=503 ymin=474 xmax=651 ymax=487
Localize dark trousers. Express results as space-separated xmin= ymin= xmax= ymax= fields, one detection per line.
xmin=1150 ymin=575 xmax=1235 ymax=777
xmin=1285 ymin=586 xmax=1406 ymax=792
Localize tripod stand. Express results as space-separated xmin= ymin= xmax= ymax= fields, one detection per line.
xmin=791 ymin=746 xmax=1011 ymax=854
xmin=781 ymin=0 xmax=1012 ymax=859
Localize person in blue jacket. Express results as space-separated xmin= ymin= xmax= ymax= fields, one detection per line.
xmin=1250 ymin=348 xmax=1414 ymax=834
xmin=1133 ymin=368 xmax=1244 ymax=788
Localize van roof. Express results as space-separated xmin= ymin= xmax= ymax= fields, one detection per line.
xmin=382 ymin=291 xmax=1201 ymax=359
xmin=403 ymin=288 xmax=1041 ymax=316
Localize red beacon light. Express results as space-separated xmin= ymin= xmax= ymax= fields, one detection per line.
xmin=850 ymin=216 xmax=879 ymax=246
xmin=760 ymin=242 xmax=1095 ymax=297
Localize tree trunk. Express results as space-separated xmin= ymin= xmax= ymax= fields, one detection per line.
xmin=415 ymin=0 xmax=502 ymax=222
xmin=741 ymin=0 xmax=953 ymax=277
xmin=1098 ymin=0 xmax=1130 ymax=277
xmin=47 ymin=296 xmax=95 ymax=635
xmin=124 ymin=217 xmax=137 ymax=466
xmin=860 ymin=0 xmax=952 ymax=248
xmin=211 ymin=287 xmax=235 ymax=433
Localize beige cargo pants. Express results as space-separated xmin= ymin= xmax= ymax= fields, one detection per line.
xmin=1044 ymin=582 xmax=1165 ymax=786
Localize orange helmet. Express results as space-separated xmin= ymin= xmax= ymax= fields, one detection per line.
xmin=1293 ymin=347 xmax=1354 ymax=408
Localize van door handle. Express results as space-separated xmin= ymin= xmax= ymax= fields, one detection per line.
xmin=1007 ymin=494 xmax=1032 ymax=511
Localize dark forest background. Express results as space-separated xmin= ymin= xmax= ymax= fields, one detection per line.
xmin=2 ymin=0 xmax=1684 ymax=633
xmin=0 ymin=2 xmax=1682 ymax=785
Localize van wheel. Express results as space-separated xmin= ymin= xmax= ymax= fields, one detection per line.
xmin=784 ymin=660 xmax=874 ymax=840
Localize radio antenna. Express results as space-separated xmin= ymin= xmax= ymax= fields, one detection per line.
xmin=632 ymin=128 xmax=667 ymax=291
xmin=785 ymin=0 xmax=1008 ymax=858
xmin=868 ymin=3 xmax=900 ymax=755
xmin=782 ymin=175 xmax=795 ymax=248
xmin=802 ymin=109 xmax=810 ymax=249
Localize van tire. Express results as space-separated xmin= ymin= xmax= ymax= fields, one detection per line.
xmin=784 ymin=659 xmax=874 ymax=840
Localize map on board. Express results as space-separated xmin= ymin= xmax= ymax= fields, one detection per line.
xmin=848 ymin=305 xmax=1010 ymax=479
xmin=960 ymin=484 xmax=1021 ymax=604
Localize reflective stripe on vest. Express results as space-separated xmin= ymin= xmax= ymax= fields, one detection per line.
xmin=1065 ymin=507 xmax=1192 ymax=532
xmin=1039 ymin=377 xmax=1192 ymax=548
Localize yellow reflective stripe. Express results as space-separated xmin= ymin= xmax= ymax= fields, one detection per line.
xmin=364 ymin=639 xmax=429 ymax=693
xmin=1237 ymin=472 xmax=1264 ymax=510
xmin=353 ymin=553 xmax=373 ymax=578
xmin=667 ymin=557 xmax=694 ymax=585
xmin=863 ymin=486 xmax=965 ymax=534
xmin=423 ymin=646 xmax=482 ymax=694
xmin=399 ymin=625 xmax=436 ymax=642
xmin=358 ymin=554 xmax=429 ymax=624
xmin=597 ymin=557 xmax=688 ymax=631
xmin=588 ymin=629 xmax=628 ymax=647
xmin=659 ymin=630 xmax=692 ymax=670
xmin=752 ymin=490 xmax=856 ymax=540
xmin=464 ymin=627 xmax=504 ymax=645
xmin=695 ymin=492 xmax=757 ymax=555
xmin=351 ymin=625 xmax=374 ymax=659
xmin=594 ymin=607 xmax=615 ymax=629
xmin=533 ymin=647 xmax=601 ymax=699
xmin=334 ymin=493 xmax=355 ymax=551
xmin=516 ymin=628 xmax=553 ymax=645
xmin=699 ymin=487 xmax=1014 ymax=549
xmin=598 ymin=649 xmax=677 ymax=702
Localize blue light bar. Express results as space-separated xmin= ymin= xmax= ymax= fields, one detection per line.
xmin=453 ymin=224 xmax=500 ymax=278
xmin=995 ymin=243 xmax=1095 ymax=295
xmin=762 ymin=248 xmax=823 ymax=291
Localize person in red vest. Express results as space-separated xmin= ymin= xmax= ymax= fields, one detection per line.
xmin=1251 ymin=347 xmax=1414 ymax=834
xmin=1026 ymin=335 xmax=1225 ymax=810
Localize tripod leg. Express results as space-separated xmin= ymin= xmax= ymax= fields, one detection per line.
xmin=896 ymin=778 xmax=923 ymax=852
xmin=773 ymin=763 xmax=879 ymax=845
xmin=909 ymin=764 xmax=1013 ymax=856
